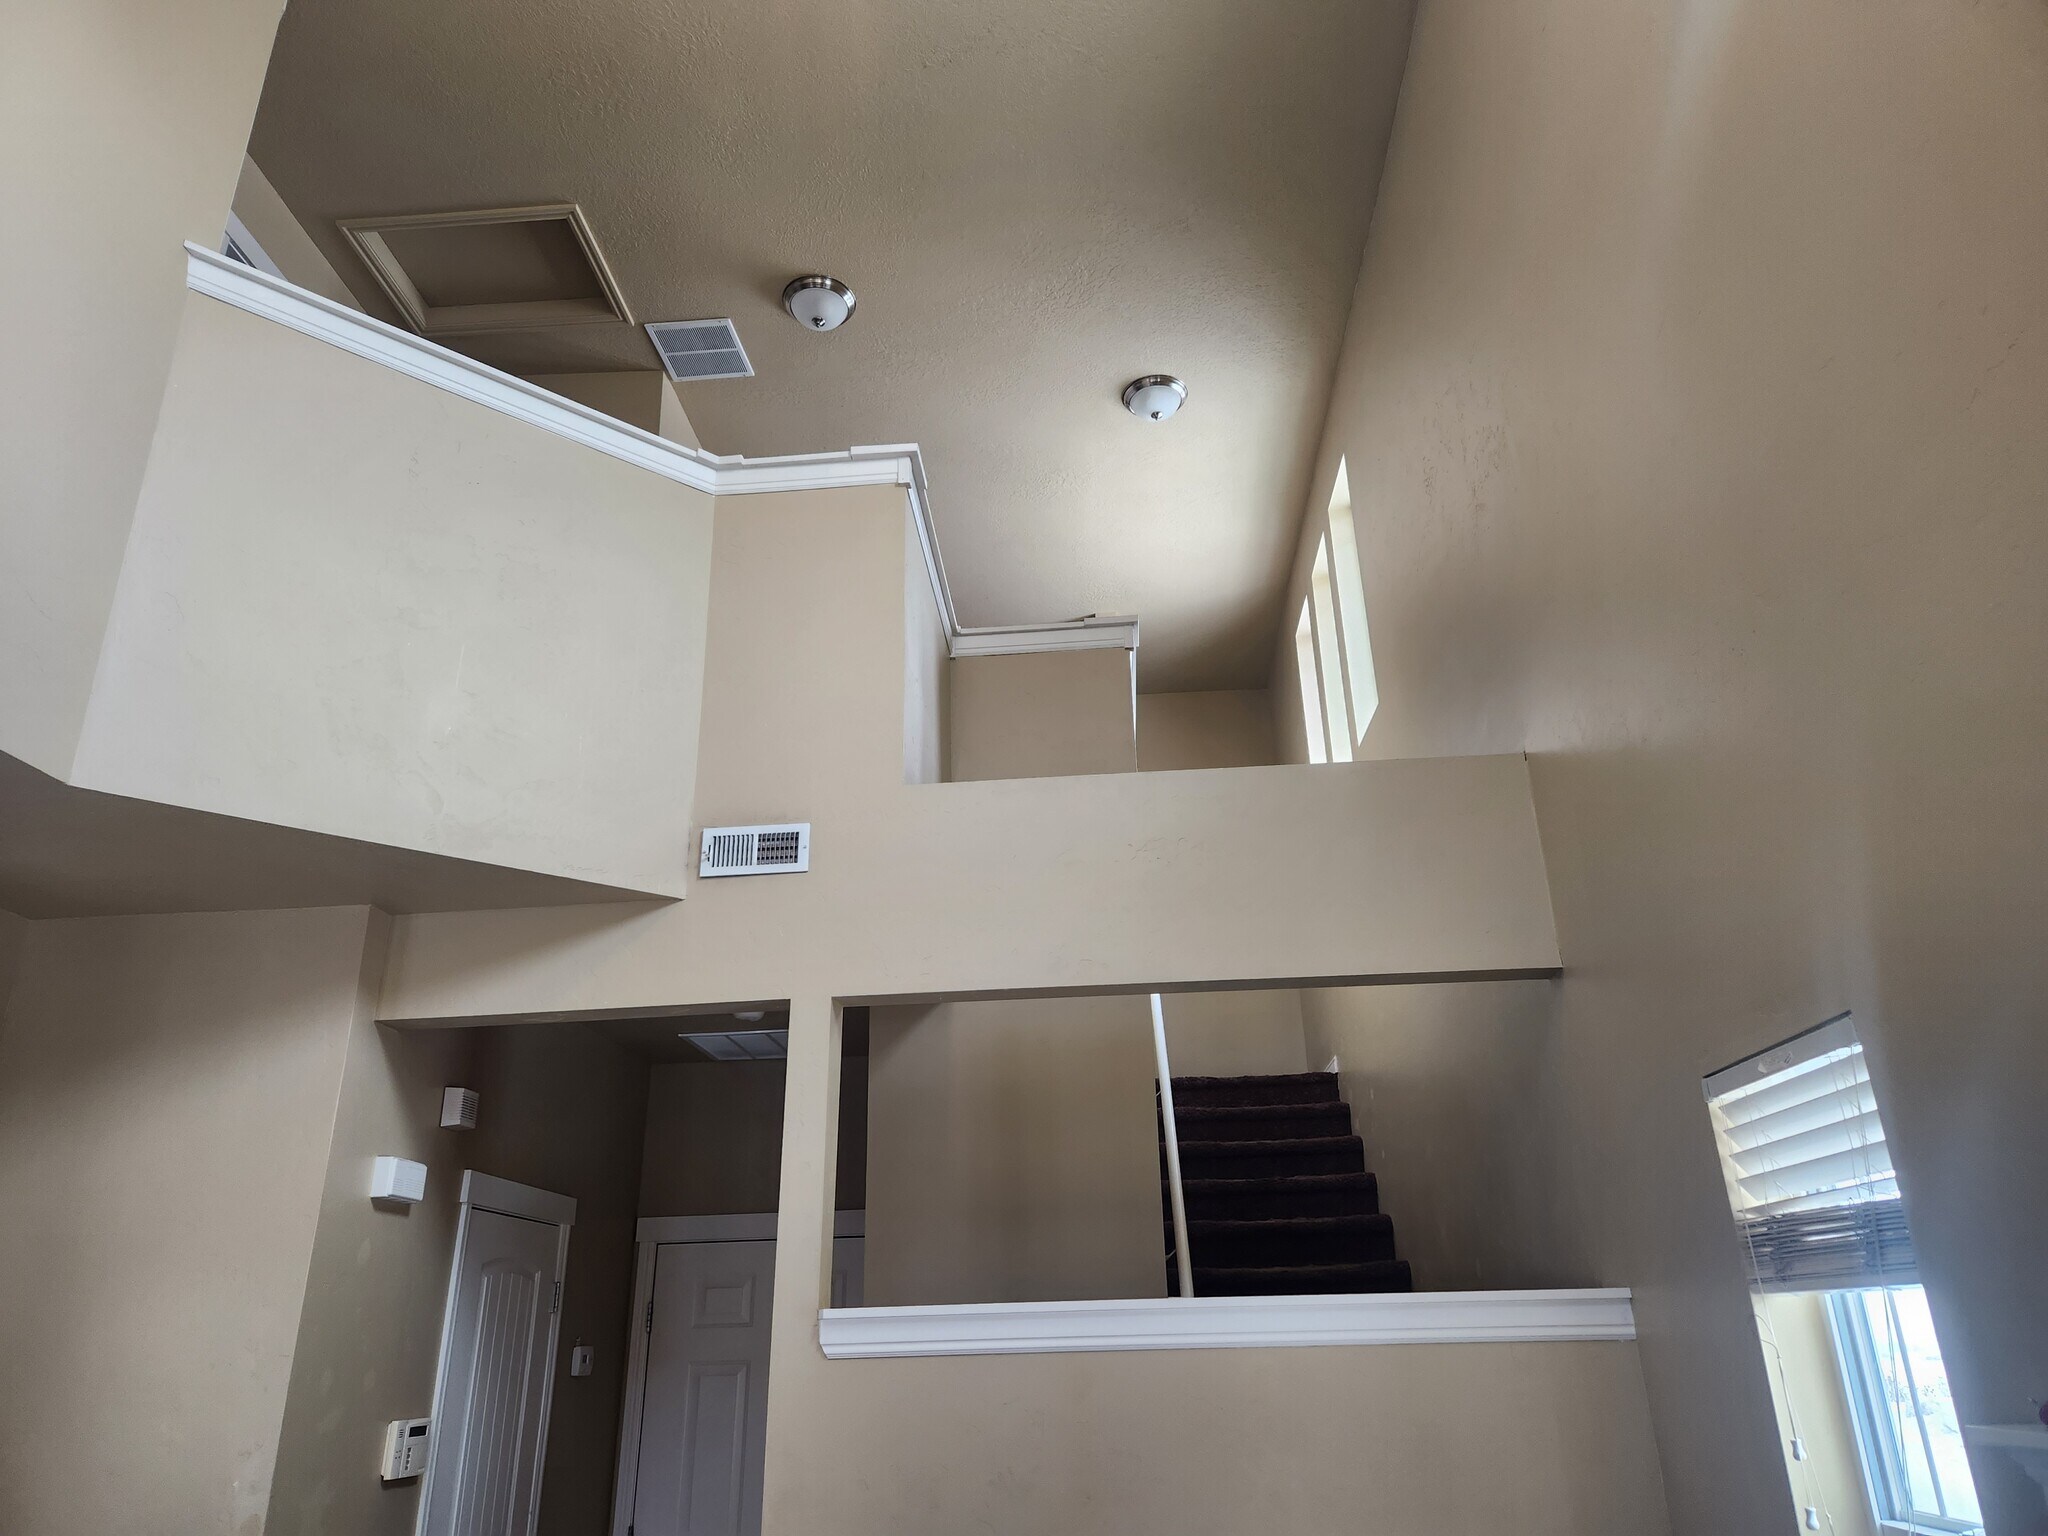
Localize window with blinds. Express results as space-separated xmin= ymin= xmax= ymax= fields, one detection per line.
xmin=1704 ymin=1015 xmax=1916 ymax=1292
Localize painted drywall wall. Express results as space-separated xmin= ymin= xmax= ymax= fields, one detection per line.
xmin=372 ymin=479 xmax=1555 ymax=1020
xmin=266 ymin=1020 xmax=649 ymax=1536
xmin=0 ymin=906 xmax=380 ymax=1536
xmin=524 ymin=371 xmax=703 ymax=450
xmin=1161 ymin=987 xmax=1307 ymax=1078
xmin=948 ymin=648 xmax=1135 ymax=781
xmin=72 ymin=291 xmax=716 ymax=895
xmin=0 ymin=908 xmax=24 ymax=1015
xmin=231 ymin=155 xmax=360 ymax=309
xmin=1272 ymin=2 xmax=2048 ymax=1529
xmin=1136 ymin=688 xmax=1278 ymax=770
xmin=638 ymin=1054 xmax=869 ymax=1218
xmin=903 ymin=510 xmax=949 ymax=785
xmin=0 ymin=0 xmax=284 ymax=777
xmin=865 ymin=997 xmax=1164 ymax=1305
xmin=1299 ymin=980 xmax=1583 ymax=1292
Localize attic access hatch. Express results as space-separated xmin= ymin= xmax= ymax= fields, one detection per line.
xmin=337 ymin=203 xmax=631 ymax=336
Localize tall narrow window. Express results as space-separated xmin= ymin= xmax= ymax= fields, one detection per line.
xmin=1325 ymin=462 xmax=1378 ymax=739
xmin=1310 ymin=538 xmax=1353 ymax=763
xmin=1706 ymin=1018 xmax=1980 ymax=1534
xmin=1293 ymin=600 xmax=1327 ymax=764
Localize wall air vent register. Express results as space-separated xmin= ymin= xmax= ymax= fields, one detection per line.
xmin=699 ymin=823 xmax=810 ymax=877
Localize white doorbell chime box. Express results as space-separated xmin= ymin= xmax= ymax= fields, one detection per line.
xmin=370 ymin=1156 xmax=428 ymax=1204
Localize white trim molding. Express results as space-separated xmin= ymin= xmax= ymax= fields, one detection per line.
xmin=818 ymin=1287 xmax=1635 ymax=1359
xmin=459 ymin=1169 xmax=577 ymax=1227
xmin=183 ymin=243 xmax=1134 ymax=662
xmin=635 ymin=1210 xmax=865 ymax=1244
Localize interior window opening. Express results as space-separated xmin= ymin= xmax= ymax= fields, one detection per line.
xmin=1324 ymin=461 xmax=1378 ymax=740
xmin=1310 ymin=538 xmax=1354 ymax=763
xmin=1294 ymin=598 xmax=1328 ymax=764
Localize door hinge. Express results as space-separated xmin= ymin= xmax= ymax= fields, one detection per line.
xmin=645 ymin=1297 xmax=654 ymax=1335
xmin=551 ymin=1280 xmax=562 ymax=1315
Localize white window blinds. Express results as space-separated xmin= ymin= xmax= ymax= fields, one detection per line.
xmin=1704 ymin=1016 xmax=1916 ymax=1292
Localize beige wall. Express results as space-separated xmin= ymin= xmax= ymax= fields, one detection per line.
xmin=1272 ymin=2 xmax=2048 ymax=1529
xmin=865 ymin=997 xmax=1164 ymax=1305
xmin=524 ymin=371 xmax=703 ymax=451
xmin=1161 ymin=987 xmax=1307 ymax=1078
xmin=639 ymin=1053 xmax=868 ymax=1218
xmin=1300 ymin=980 xmax=1583 ymax=1292
xmin=72 ymin=291 xmax=716 ymax=896
xmin=903 ymin=515 xmax=949 ymax=785
xmin=0 ymin=0 xmax=284 ymax=777
xmin=1136 ymin=688 xmax=1277 ymax=770
xmin=267 ymin=1019 xmax=649 ymax=1536
xmin=948 ymin=648 xmax=1135 ymax=781
xmin=230 ymin=155 xmax=360 ymax=309
xmin=0 ymin=906 xmax=381 ymax=1536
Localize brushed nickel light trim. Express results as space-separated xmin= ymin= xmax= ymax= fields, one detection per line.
xmin=781 ymin=274 xmax=857 ymax=331
xmin=1122 ymin=374 xmax=1188 ymax=421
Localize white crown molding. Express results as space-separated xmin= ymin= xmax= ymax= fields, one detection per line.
xmin=818 ymin=1287 xmax=1636 ymax=1359
xmin=184 ymin=244 xmax=1135 ymax=659
xmin=952 ymin=617 xmax=1140 ymax=656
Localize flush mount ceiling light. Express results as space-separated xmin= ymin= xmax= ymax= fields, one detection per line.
xmin=1123 ymin=374 xmax=1188 ymax=422
xmin=782 ymin=274 xmax=856 ymax=331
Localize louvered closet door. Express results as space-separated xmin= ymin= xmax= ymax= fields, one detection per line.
xmin=423 ymin=1209 xmax=563 ymax=1536
xmin=633 ymin=1240 xmax=778 ymax=1536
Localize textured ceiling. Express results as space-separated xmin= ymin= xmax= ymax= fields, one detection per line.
xmin=249 ymin=0 xmax=1415 ymax=689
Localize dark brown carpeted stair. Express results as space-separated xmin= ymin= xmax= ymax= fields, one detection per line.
xmin=1160 ymin=1072 xmax=1412 ymax=1297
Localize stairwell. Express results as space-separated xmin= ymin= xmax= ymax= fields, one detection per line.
xmin=1160 ymin=1071 xmax=1413 ymax=1297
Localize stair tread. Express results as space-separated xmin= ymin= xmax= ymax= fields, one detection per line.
xmin=1170 ymin=1072 xmax=1340 ymax=1089
xmin=1175 ymin=1135 xmax=1362 ymax=1156
xmin=1183 ymin=1213 xmax=1391 ymax=1234
xmin=1179 ymin=1172 xmax=1375 ymax=1190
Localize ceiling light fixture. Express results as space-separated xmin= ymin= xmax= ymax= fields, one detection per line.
xmin=1123 ymin=374 xmax=1187 ymax=422
xmin=782 ymin=275 xmax=856 ymax=332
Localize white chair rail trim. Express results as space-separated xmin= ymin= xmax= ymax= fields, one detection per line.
xmin=818 ymin=1287 xmax=1635 ymax=1359
xmin=184 ymin=243 xmax=1135 ymax=660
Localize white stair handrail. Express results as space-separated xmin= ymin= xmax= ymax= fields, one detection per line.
xmin=1151 ymin=993 xmax=1196 ymax=1299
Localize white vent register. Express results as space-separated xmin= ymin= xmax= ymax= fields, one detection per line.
xmin=700 ymin=822 xmax=811 ymax=878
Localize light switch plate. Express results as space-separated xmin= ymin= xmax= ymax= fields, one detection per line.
xmin=570 ymin=1344 xmax=594 ymax=1377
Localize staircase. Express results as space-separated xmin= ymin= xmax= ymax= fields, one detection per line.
xmin=1160 ymin=1072 xmax=1413 ymax=1297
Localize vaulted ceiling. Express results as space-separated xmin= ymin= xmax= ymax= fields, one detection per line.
xmin=249 ymin=0 xmax=1415 ymax=689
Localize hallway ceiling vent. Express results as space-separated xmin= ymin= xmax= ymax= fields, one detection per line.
xmin=646 ymin=318 xmax=754 ymax=382
xmin=699 ymin=822 xmax=810 ymax=877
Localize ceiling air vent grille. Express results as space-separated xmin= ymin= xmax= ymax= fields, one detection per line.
xmin=646 ymin=318 xmax=754 ymax=382
xmin=699 ymin=823 xmax=810 ymax=878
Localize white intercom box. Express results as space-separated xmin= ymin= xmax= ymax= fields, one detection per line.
xmin=381 ymin=1417 xmax=431 ymax=1480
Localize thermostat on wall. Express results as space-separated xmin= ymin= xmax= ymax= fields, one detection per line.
xmin=381 ymin=1417 xmax=431 ymax=1480
xmin=370 ymin=1156 xmax=428 ymax=1204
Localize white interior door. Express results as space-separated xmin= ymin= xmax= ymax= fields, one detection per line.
xmin=423 ymin=1207 xmax=566 ymax=1536
xmin=632 ymin=1239 xmax=777 ymax=1536
xmin=626 ymin=1234 xmax=863 ymax=1536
